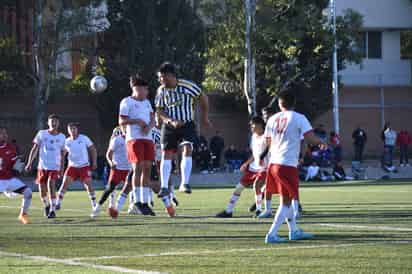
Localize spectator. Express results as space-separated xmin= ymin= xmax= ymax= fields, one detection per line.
xmin=352 ymin=125 xmax=367 ymax=162
xmin=198 ymin=143 xmax=211 ymax=173
xmin=314 ymin=124 xmax=327 ymax=142
xmin=329 ymin=131 xmax=342 ymax=162
xmin=332 ymin=162 xmax=354 ymax=181
xmin=397 ymin=129 xmax=412 ymax=167
xmin=305 ymin=162 xmax=320 ymax=181
xmin=381 ymin=122 xmax=397 ymax=170
xmin=224 ymin=145 xmax=242 ymax=172
xmin=198 ymin=135 xmax=208 ymax=148
xmin=209 ymin=131 xmax=225 ymax=170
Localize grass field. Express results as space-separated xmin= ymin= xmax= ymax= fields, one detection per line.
xmin=1 ymin=181 xmax=412 ymax=274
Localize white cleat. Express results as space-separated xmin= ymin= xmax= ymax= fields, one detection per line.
xmin=127 ymin=204 xmax=141 ymax=215
xmin=90 ymin=205 xmax=100 ymax=219
xmin=289 ymin=229 xmax=314 ymax=241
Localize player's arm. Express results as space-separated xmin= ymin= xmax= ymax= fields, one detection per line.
xmin=87 ymin=145 xmax=98 ymax=170
xmin=199 ymin=94 xmax=212 ymax=128
xmin=60 ymin=149 xmax=66 ymax=176
xmin=118 ymin=115 xmax=146 ymax=127
xmin=142 ymin=112 xmax=155 ymax=135
xmin=240 ymin=155 xmax=254 ymax=172
xmin=24 ymin=143 xmax=39 ymax=172
xmin=106 ymin=147 xmax=115 ymax=169
xmin=304 ymin=131 xmax=326 ymax=149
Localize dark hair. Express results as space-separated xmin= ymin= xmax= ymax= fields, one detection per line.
xmin=129 ymin=74 xmax=148 ymax=87
xmin=250 ymin=116 xmax=265 ymax=127
xmin=278 ymin=92 xmax=296 ymax=109
xmin=48 ymin=114 xmax=59 ymax=120
xmin=261 ymin=105 xmax=276 ymax=115
xmin=67 ymin=122 xmax=80 ymax=128
xmin=158 ymin=62 xmax=177 ymax=76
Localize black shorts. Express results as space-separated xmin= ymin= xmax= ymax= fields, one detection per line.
xmin=161 ymin=121 xmax=198 ymax=151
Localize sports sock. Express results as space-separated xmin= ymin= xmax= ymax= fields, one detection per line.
xmin=225 ymin=183 xmax=244 ymax=213
xmin=291 ymin=199 xmax=299 ymax=218
xmin=142 ymin=187 xmax=150 ymax=204
xmin=116 ymin=192 xmax=128 ymax=211
xmin=267 ymin=205 xmax=289 ymax=236
xmin=286 ymin=205 xmax=298 ymax=233
xmin=255 ymin=189 xmax=263 ymax=211
xmin=20 ymin=188 xmax=32 ymax=215
xmin=108 ymin=191 xmax=116 ymax=208
xmin=265 ymin=199 xmax=272 ymax=212
xmin=161 ymin=196 xmax=171 ymax=208
xmin=50 ymin=194 xmax=56 ymax=211
xmin=180 ymin=156 xmax=192 ymax=186
xmin=133 ymin=187 xmax=141 ymax=204
xmin=88 ymin=191 xmax=97 ymax=208
xmin=160 ymin=159 xmax=172 ymax=189
xmin=41 ymin=196 xmax=49 ymax=207
xmin=57 ymin=188 xmax=65 ymax=205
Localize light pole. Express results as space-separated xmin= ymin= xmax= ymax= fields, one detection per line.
xmin=244 ymin=0 xmax=256 ymax=117
xmin=330 ymin=0 xmax=340 ymax=134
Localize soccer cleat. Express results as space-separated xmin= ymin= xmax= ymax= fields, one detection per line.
xmin=265 ymin=234 xmax=286 ymax=244
xmin=172 ymin=197 xmax=179 ymax=207
xmin=258 ymin=210 xmax=273 ymax=219
xmin=179 ymin=184 xmax=192 ymax=194
xmin=47 ymin=211 xmax=56 ymax=219
xmin=127 ymin=204 xmax=141 ymax=215
xmin=289 ymin=229 xmax=314 ymax=241
xmin=215 ymin=210 xmax=233 ymax=218
xmin=107 ymin=207 xmax=119 ymax=219
xmin=18 ymin=213 xmax=30 ymax=224
xmin=55 ymin=203 xmax=61 ymax=211
xmin=44 ymin=205 xmax=50 ymax=217
xmin=255 ymin=209 xmax=262 ymax=218
xmin=137 ymin=203 xmax=156 ymax=216
xmin=165 ymin=206 xmax=176 ymax=217
xmin=249 ymin=203 xmax=257 ymax=212
xmin=90 ymin=206 xmax=100 ymax=219
xmin=157 ymin=187 xmax=170 ymax=198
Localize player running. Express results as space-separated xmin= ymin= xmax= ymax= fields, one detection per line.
xmin=91 ymin=126 xmax=131 ymax=218
xmin=216 ymin=116 xmax=268 ymax=218
xmin=25 ymin=114 xmax=66 ymax=219
xmin=0 ymin=126 xmax=32 ymax=224
xmin=264 ymin=92 xmax=325 ymax=243
xmin=56 ymin=122 xmax=98 ymax=211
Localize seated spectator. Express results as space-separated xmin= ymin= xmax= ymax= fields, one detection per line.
xmin=224 ymin=145 xmax=242 ymax=172
xmin=314 ymin=124 xmax=327 ymax=143
xmin=329 ymin=131 xmax=342 ymax=163
xmin=332 ymin=162 xmax=354 ymax=181
xmin=198 ymin=143 xmax=211 ymax=174
xmin=305 ymin=162 xmax=320 ymax=181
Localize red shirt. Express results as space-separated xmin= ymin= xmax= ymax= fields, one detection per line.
xmin=397 ymin=131 xmax=412 ymax=146
xmin=0 ymin=143 xmax=17 ymax=180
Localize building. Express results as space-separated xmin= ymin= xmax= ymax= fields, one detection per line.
xmin=316 ymin=0 xmax=412 ymax=157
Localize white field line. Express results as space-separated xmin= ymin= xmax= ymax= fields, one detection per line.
xmin=0 ymin=205 xmax=87 ymax=213
xmin=0 ymin=250 xmax=165 ymax=274
xmin=317 ymin=223 xmax=412 ymax=232
xmin=69 ymin=241 xmax=412 ymax=261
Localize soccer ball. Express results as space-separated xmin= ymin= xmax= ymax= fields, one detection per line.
xmin=107 ymin=207 xmax=118 ymax=219
xmin=90 ymin=75 xmax=108 ymax=93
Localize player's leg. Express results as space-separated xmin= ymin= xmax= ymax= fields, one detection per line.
xmin=216 ymin=172 xmax=251 ymax=217
xmin=36 ymin=170 xmax=50 ymax=217
xmin=258 ymin=191 xmax=273 ymax=218
xmin=116 ymin=174 xmax=132 ymax=212
xmin=6 ymin=178 xmax=32 ymax=224
xmin=253 ymin=178 xmax=265 ymax=217
xmin=83 ymin=178 xmax=96 ymax=209
xmin=139 ymin=159 xmax=155 ymax=216
xmin=179 ymin=143 xmax=193 ymax=194
xmin=56 ymin=174 xmax=74 ymax=210
xmin=47 ymin=175 xmax=58 ymax=218
xmin=158 ymin=125 xmax=177 ymax=197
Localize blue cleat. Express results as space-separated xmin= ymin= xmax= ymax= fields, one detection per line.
xmin=258 ymin=210 xmax=273 ymax=219
xmin=265 ymin=234 xmax=286 ymax=244
xmin=289 ymin=229 xmax=314 ymax=241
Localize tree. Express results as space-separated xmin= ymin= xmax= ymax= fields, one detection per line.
xmin=202 ymin=0 xmax=363 ymax=119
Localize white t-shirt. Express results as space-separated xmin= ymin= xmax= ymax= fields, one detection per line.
xmin=64 ymin=134 xmax=93 ymax=168
xmin=248 ymin=133 xmax=268 ymax=172
xmin=33 ymin=130 xmax=66 ymax=171
xmin=108 ymin=135 xmax=131 ymax=171
xmin=119 ymin=97 xmax=153 ymax=142
xmin=265 ymin=111 xmax=313 ymax=167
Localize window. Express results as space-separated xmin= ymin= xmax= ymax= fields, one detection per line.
xmin=359 ymin=31 xmax=382 ymax=59
xmin=401 ymin=30 xmax=412 ymax=60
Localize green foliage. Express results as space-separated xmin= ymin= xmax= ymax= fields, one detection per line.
xmin=401 ymin=30 xmax=412 ymax=59
xmin=94 ymin=0 xmax=207 ymax=130
xmin=203 ymin=0 xmax=363 ymax=119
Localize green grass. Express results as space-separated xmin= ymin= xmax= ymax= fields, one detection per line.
xmin=1 ymin=182 xmax=412 ymax=274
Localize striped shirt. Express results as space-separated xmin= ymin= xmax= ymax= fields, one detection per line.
xmin=155 ymin=79 xmax=202 ymax=122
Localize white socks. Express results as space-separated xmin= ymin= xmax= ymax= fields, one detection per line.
xmin=268 ymin=205 xmax=289 ymax=236
xmin=265 ymin=199 xmax=272 ymax=212
xmin=21 ymin=188 xmax=32 ymax=215
xmin=225 ymin=183 xmax=244 ymax=213
xmin=180 ymin=156 xmax=192 ymax=187
xmin=285 ymin=205 xmax=298 ymax=233
xmin=160 ymin=159 xmax=172 ymax=189
xmin=255 ymin=192 xmax=263 ymax=211
xmin=291 ymin=199 xmax=299 ymax=219
xmin=116 ymin=192 xmax=127 ymax=211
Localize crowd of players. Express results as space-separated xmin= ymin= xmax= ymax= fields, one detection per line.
xmin=0 ymin=62 xmax=327 ymax=243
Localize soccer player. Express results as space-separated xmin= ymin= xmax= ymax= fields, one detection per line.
xmin=155 ymin=62 xmax=211 ymax=197
xmin=264 ymin=92 xmax=325 ymax=243
xmin=25 ymin=114 xmax=66 ymax=218
xmin=0 ymin=126 xmax=32 ymax=224
xmin=119 ymin=75 xmax=172 ymax=216
xmin=91 ymin=126 xmax=131 ymax=218
xmin=216 ymin=116 xmax=268 ymax=218
xmin=56 ymin=123 xmax=97 ymax=210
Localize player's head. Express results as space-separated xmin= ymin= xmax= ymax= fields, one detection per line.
xmin=47 ymin=114 xmax=60 ymax=131
xmin=130 ymin=74 xmax=149 ymax=99
xmin=0 ymin=126 xmax=8 ymax=144
xmin=111 ymin=126 xmax=122 ymax=138
xmin=67 ymin=122 xmax=80 ymax=138
xmin=157 ymin=62 xmax=177 ymax=88
xmin=261 ymin=105 xmax=276 ymax=122
xmin=278 ymin=92 xmax=296 ymax=111
xmin=249 ymin=116 xmax=265 ymax=135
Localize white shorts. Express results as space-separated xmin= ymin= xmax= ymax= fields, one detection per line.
xmin=0 ymin=177 xmax=26 ymax=193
